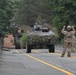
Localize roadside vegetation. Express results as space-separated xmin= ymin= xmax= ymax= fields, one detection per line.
xmin=20 ymin=32 xmax=27 ymax=48
xmin=14 ymin=0 xmax=76 ymax=38
xmin=0 ymin=0 xmax=76 ymax=43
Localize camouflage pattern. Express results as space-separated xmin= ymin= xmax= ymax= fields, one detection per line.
xmin=27 ymin=25 xmax=55 ymax=49
xmin=61 ymin=26 xmax=75 ymax=57
xmin=72 ymin=35 xmax=76 ymax=52
xmin=27 ymin=30 xmax=55 ymax=46
xmin=28 ymin=35 xmax=55 ymax=45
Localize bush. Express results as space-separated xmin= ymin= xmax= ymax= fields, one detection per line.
xmin=20 ymin=33 xmax=27 ymax=47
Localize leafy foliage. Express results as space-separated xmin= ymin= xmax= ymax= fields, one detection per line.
xmin=0 ymin=0 xmax=76 ymax=39
xmin=15 ymin=0 xmax=53 ymax=25
xmin=20 ymin=33 xmax=27 ymax=46
xmin=15 ymin=0 xmax=76 ymax=27
xmin=50 ymin=0 xmax=76 ymax=39
xmin=51 ymin=0 xmax=76 ymax=28
xmin=0 ymin=0 xmax=14 ymax=33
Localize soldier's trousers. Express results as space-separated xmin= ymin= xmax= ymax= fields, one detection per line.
xmin=62 ymin=42 xmax=73 ymax=56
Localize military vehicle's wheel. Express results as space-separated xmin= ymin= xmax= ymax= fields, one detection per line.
xmin=26 ymin=45 xmax=31 ymax=53
xmin=15 ymin=44 xmax=20 ymax=49
xmin=49 ymin=45 xmax=55 ymax=53
xmin=23 ymin=47 xmax=26 ymax=49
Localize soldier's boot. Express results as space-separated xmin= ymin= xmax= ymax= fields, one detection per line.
xmin=61 ymin=54 xmax=65 ymax=57
xmin=61 ymin=50 xmax=66 ymax=57
xmin=67 ymin=52 xmax=71 ymax=57
xmin=68 ymin=55 xmax=71 ymax=57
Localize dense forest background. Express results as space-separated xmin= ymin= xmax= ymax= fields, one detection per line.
xmin=0 ymin=0 xmax=76 ymax=38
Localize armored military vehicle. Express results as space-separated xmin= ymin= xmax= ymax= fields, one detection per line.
xmin=26 ymin=24 xmax=55 ymax=53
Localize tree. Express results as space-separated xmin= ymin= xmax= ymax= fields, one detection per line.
xmin=50 ymin=0 xmax=76 ymax=40
xmin=15 ymin=0 xmax=53 ymax=26
xmin=51 ymin=0 xmax=76 ymax=28
xmin=13 ymin=0 xmax=76 ymax=39
xmin=0 ymin=0 xmax=14 ymax=33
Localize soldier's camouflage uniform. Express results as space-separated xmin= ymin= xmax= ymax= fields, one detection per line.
xmin=61 ymin=26 xmax=75 ymax=57
xmin=72 ymin=35 xmax=76 ymax=52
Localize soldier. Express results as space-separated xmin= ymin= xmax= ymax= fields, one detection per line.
xmin=61 ymin=25 xmax=75 ymax=57
xmin=0 ymin=32 xmax=4 ymax=50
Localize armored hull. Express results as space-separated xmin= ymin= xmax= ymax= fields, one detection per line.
xmin=26 ymin=28 xmax=55 ymax=53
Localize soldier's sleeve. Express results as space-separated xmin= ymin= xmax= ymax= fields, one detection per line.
xmin=61 ymin=28 xmax=67 ymax=35
xmin=71 ymin=27 xmax=75 ymax=34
